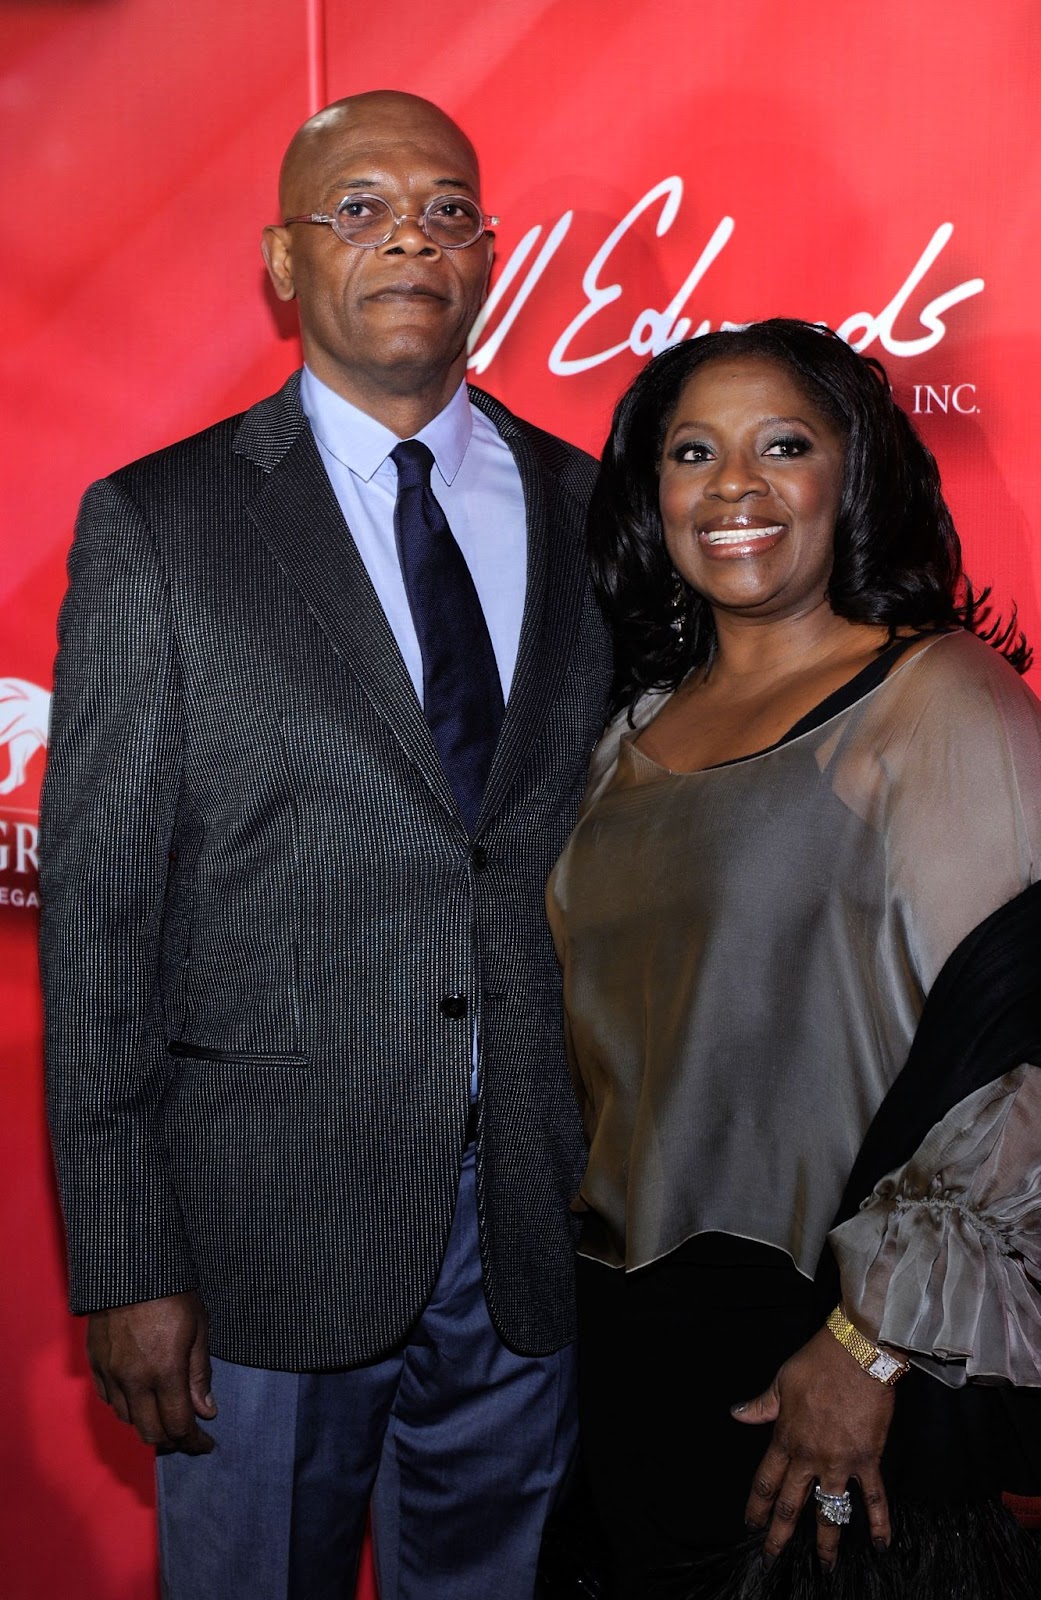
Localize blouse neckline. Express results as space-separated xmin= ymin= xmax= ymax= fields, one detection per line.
xmin=625 ymin=631 xmax=948 ymax=778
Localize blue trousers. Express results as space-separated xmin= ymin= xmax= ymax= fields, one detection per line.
xmin=156 ymin=1147 xmax=577 ymax=1599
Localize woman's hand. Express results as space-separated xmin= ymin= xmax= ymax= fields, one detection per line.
xmin=731 ymin=1325 xmax=896 ymax=1571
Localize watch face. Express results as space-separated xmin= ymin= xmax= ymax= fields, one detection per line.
xmin=868 ymin=1351 xmax=903 ymax=1383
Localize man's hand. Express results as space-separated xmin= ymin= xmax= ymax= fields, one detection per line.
xmin=731 ymin=1325 xmax=896 ymax=1571
xmin=87 ymin=1291 xmax=217 ymax=1454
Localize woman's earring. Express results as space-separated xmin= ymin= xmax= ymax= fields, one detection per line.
xmin=670 ymin=574 xmax=688 ymax=647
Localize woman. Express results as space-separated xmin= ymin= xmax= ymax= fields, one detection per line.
xmin=547 ymin=320 xmax=1041 ymax=1598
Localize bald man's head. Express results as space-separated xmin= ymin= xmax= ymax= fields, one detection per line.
xmin=278 ymin=91 xmax=481 ymax=218
xmin=262 ymin=89 xmax=494 ymax=431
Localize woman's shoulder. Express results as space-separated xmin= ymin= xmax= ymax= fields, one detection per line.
xmin=865 ymin=629 xmax=1041 ymax=784
xmin=889 ymin=628 xmax=1040 ymax=720
xmin=580 ymin=691 xmax=670 ymax=813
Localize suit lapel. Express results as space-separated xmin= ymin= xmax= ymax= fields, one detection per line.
xmin=234 ymin=374 xmax=591 ymax=832
xmin=236 ymin=376 xmax=458 ymax=820
xmin=470 ymin=389 xmax=590 ymax=828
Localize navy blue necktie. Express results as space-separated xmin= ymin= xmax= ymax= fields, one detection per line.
xmin=392 ymin=440 xmax=505 ymax=834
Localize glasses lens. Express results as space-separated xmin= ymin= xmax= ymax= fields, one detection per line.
xmin=423 ymin=196 xmax=484 ymax=247
xmin=332 ymin=195 xmax=395 ymax=245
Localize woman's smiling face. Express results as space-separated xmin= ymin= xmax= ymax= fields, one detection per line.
xmin=658 ymin=356 xmax=847 ymax=626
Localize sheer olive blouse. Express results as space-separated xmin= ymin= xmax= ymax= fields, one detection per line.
xmin=547 ymin=631 xmax=1041 ymax=1386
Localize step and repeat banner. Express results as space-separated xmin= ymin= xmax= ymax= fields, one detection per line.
xmin=2 ymin=1 xmax=1040 ymax=1593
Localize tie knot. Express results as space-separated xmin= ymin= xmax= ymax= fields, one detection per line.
xmin=391 ymin=439 xmax=436 ymax=490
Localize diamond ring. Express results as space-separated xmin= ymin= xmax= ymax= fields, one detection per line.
xmin=814 ymin=1486 xmax=852 ymax=1526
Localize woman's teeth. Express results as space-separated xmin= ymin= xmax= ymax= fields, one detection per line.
xmin=704 ymin=524 xmax=784 ymax=545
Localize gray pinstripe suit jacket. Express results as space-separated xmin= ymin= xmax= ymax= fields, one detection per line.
xmin=40 ymin=373 xmax=612 ymax=1370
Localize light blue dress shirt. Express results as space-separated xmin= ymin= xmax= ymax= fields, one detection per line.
xmin=299 ymin=365 xmax=528 ymax=705
xmin=300 ymin=366 xmax=529 ymax=1101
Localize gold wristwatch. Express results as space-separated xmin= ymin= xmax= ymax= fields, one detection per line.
xmin=826 ymin=1304 xmax=911 ymax=1386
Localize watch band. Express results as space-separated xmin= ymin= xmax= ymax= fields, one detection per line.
xmin=826 ymin=1303 xmax=911 ymax=1386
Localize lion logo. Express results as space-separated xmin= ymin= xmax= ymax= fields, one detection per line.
xmin=0 ymin=678 xmax=51 ymax=796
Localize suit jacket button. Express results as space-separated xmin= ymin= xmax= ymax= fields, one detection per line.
xmin=471 ymin=845 xmax=488 ymax=871
xmin=440 ymin=993 xmax=467 ymax=1020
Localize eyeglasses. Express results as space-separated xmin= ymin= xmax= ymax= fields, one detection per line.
xmin=282 ymin=193 xmax=499 ymax=250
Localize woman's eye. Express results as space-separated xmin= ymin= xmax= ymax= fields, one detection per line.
xmin=673 ymin=442 xmax=713 ymax=463
xmin=764 ymin=434 xmax=811 ymax=457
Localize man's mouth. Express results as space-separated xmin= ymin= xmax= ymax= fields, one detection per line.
xmin=367 ymin=282 xmax=445 ymax=301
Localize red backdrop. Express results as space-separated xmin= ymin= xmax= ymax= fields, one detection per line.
xmin=3 ymin=2 xmax=1040 ymax=1593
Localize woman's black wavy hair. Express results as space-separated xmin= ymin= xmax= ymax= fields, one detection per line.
xmin=589 ymin=318 xmax=1030 ymax=714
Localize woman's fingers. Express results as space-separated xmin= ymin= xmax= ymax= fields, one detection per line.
xmin=813 ymin=1471 xmax=889 ymax=1566
xmin=750 ymin=1461 xmax=890 ymax=1570
xmin=744 ymin=1429 xmax=889 ymax=1571
xmin=757 ymin=1469 xmax=890 ymax=1571
xmin=743 ymin=1435 xmax=791 ymax=1530
xmin=761 ymin=1468 xmax=879 ymax=1570
xmin=856 ymin=1465 xmax=891 ymax=1551
xmin=813 ymin=1481 xmax=851 ymax=1571
xmin=746 ymin=1436 xmax=889 ymax=1570
xmin=761 ymin=1465 xmax=816 ymax=1563
xmin=731 ymin=1381 xmax=780 ymax=1426
xmin=737 ymin=1330 xmax=897 ymax=1568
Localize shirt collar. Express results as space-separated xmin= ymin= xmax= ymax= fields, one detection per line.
xmin=300 ymin=365 xmax=473 ymax=486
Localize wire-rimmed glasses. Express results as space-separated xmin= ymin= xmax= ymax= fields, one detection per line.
xmin=281 ymin=193 xmax=498 ymax=249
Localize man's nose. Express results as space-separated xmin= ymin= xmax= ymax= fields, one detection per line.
xmin=379 ymin=216 xmax=441 ymax=257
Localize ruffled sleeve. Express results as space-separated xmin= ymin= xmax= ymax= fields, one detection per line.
xmin=829 ymin=1064 xmax=1041 ymax=1387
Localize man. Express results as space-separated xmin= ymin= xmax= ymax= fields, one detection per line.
xmin=40 ymin=91 xmax=611 ymax=1599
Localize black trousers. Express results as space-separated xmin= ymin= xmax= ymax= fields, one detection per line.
xmin=576 ymin=1235 xmax=819 ymax=1589
xmin=573 ymin=1233 xmax=1041 ymax=1598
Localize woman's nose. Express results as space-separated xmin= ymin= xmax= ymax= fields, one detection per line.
xmin=705 ymin=451 xmax=768 ymax=499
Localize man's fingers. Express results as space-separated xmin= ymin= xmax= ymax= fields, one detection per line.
xmin=114 ymin=1377 xmax=214 ymax=1454
xmin=84 ymin=1293 xmax=214 ymax=1449
xmin=155 ymin=1379 xmax=215 ymax=1454
xmin=103 ymin=1355 xmax=215 ymax=1454
xmin=189 ymin=1382 xmax=218 ymax=1420
xmin=105 ymin=1378 xmax=133 ymax=1428
xmin=100 ymin=1369 xmax=194 ymax=1451
xmin=123 ymin=1389 xmax=175 ymax=1449
xmin=187 ymin=1326 xmax=216 ymax=1419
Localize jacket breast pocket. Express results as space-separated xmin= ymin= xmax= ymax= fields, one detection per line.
xmin=167 ymin=1040 xmax=309 ymax=1067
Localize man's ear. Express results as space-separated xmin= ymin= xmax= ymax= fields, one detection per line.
xmin=262 ymin=226 xmax=297 ymax=303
